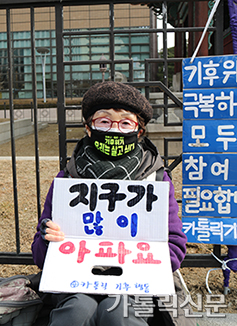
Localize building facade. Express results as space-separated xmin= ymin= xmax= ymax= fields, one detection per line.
xmin=0 ymin=4 xmax=155 ymax=100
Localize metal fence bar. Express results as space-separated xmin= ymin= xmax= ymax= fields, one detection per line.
xmin=63 ymin=26 xmax=216 ymax=36
xmin=31 ymin=7 xmax=41 ymax=221
xmin=215 ymin=0 xmax=224 ymax=55
xmin=163 ymin=138 xmax=182 ymax=167
xmin=0 ymin=253 xmax=34 ymax=265
xmin=7 ymin=8 xmax=20 ymax=255
xmin=109 ymin=3 xmax=115 ymax=82
xmin=56 ymin=3 xmax=67 ymax=170
xmin=181 ymin=254 xmax=224 ymax=268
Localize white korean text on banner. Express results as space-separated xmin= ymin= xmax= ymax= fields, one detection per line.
xmin=182 ymin=55 xmax=237 ymax=245
xmin=39 ymin=178 xmax=175 ymax=295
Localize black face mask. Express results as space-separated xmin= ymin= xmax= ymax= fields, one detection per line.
xmin=89 ymin=128 xmax=139 ymax=160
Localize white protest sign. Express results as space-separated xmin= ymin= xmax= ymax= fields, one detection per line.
xmin=39 ymin=178 xmax=175 ymax=295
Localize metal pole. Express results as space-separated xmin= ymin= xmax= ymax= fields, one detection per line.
xmin=55 ymin=3 xmax=67 ymax=170
xmin=31 ymin=7 xmax=41 ymax=221
xmin=4 ymin=102 xmax=6 ymax=118
xmin=162 ymin=1 xmax=168 ymax=126
xmin=37 ymin=47 xmax=49 ymax=102
xmin=41 ymin=53 xmax=46 ymax=102
xmin=109 ymin=3 xmax=115 ymax=81
xmin=7 ymin=8 xmax=20 ymax=254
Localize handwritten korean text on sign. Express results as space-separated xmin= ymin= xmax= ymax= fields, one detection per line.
xmin=40 ymin=179 xmax=175 ymax=295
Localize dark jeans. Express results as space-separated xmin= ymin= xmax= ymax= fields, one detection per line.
xmin=48 ymin=293 xmax=148 ymax=326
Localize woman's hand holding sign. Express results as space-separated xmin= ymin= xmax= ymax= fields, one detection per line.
xmin=45 ymin=220 xmax=65 ymax=242
xmin=40 ymin=218 xmax=65 ymax=243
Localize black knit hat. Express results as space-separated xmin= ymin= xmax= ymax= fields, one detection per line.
xmin=82 ymin=81 xmax=153 ymax=125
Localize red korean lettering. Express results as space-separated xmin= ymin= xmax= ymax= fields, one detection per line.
xmin=59 ymin=241 xmax=75 ymax=254
xmin=118 ymin=241 xmax=132 ymax=264
xmin=132 ymin=242 xmax=161 ymax=264
xmin=95 ymin=241 xmax=117 ymax=258
xmin=77 ymin=240 xmax=91 ymax=263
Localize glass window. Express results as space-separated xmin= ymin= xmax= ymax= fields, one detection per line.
xmin=72 ymin=64 xmax=90 ymax=72
xmin=115 ymin=54 xmax=129 ymax=60
xmin=115 ymin=63 xmax=129 ymax=71
xmin=24 ymin=49 xmax=31 ymax=56
xmin=91 ymin=36 xmax=109 ymax=45
xmin=131 ymin=35 xmax=149 ymax=44
xmin=23 ymin=91 xmax=33 ymax=98
xmin=0 ymin=33 xmax=7 ymax=41
xmin=115 ymin=36 xmax=129 ymax=45
xmin=71 ymin=37 xmax=89 ymax=46
xmin=35 ymin=39 xmax=50 ymax=47
xmin=24 ymin=82 xmax=33 ymax=90
xmin=36 ymin=74 xmax=43 ymax=82
xmin=0 ymin=41 xmax=7 ymax=48
xmin=37 ymin=90 xmax=43 ymax=98
xmin=91 ymin=45 xmax=109 ymax=54
xmin=64 ymin=47 xmax=70 ymax=55
xmin=115 ymin=45 xmax=129 ymax=53
xmin=131 ymin=45 xmax=140 ymax=52
xmin=92 ymin=72 xmax=106 ymax=80
xmin=23 ymin=57 xmax=31 ymax=65
xmin=65 ymin=73 xmax=71 ymax=81
xmin=35 ymin=31 xmax=50 ymax=38
xmin=141 ymin=45 xmax=149 ymax=52
xmin=64 ymin=38 xmax=70 ymax=46
xmin=13 ymin=31 xmax=30 ymax=40
xmin=36 ymin=65 xmax=42 ymax=73
xmin=24 ymin=74 xmax=32 ymax=81
xmin=51 ymin=47 xmax=56 ymax=55
xmin=72 ymin=72 xmax=90 ymax=80
xmin=24 ymin=66 xmax=32 ymax=73
xmin=13 ymin=40 xmax=31 ymax=48
xmin=141 ymin=54 xmax=149 ymax=61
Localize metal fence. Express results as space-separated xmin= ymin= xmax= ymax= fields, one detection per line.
xmin=0 ymin=0 xmax=227 ymax=267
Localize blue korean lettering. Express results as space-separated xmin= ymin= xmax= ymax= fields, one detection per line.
xmin=116 ymin=213 xmax=138 ymax=237
xmin=116 ymin=283 xmax=122 ymax=290
xmin=135 ymin=283 xmax=144 ymax=291
xmin=131 ymin=213 xmax=138 ymax=237
xmin=94 ymin=281 xmax=99 ymax=290
xmin=81 ymin=281 xmax=92 ymax=289
xmin=101 ymin=282 xmax=108 ymax=290
xmin=134 ymin=283 xmax=150 ymax=293
xmin=123 ymin=282 xmax=131 ymax=291
xmin=116 ymin=283 xmax=131 ymax=291
xmin=144 ymin=283 xmax=150 ymax=293
xmin=70 ymin=280 xmax=79 ymax=288
xmin=83 ymin=211 xmax=104 ymax=236
xmin=83 ymin=212 xmax=94 ymax=235
xmin=116 ymin=215 xmax=129 ymax=228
